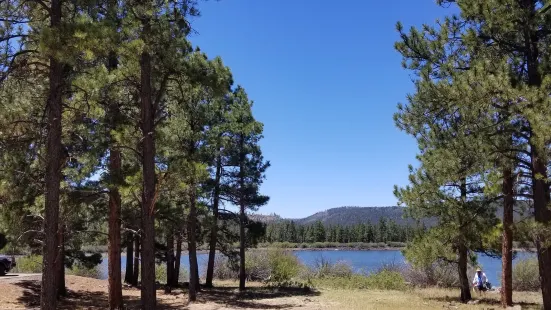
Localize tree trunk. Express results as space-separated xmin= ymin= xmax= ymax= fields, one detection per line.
xmin=165 ymin=231 xmax=174 ymax=292
xmin=133 ymin=236 xmax=140 ymax=285
xmin=458 ymin=242 xmax=472 ymax=303
xmin=501 ymin=167 xmax=514 ymax=308
xmin=239 ymin=136 xmax=246 ymax=292
xmin=239 ymin=203 xmax=246 ymax=291
xmin=531 ymin=148 xmax=551 ymax=309
xmin=107 ymin=127 xmax=123 ymax=309
xmin=173 ymin=232 xmax=182 ymax=286
xmin=41 ymin=0 xmax=63 ymax=306
xmin=140 ymin=47 xmax=156 ymax=309
xmin=188 ymin=188 xmax=199 ymax=302
xmin=458 ymin=179 xmax=471 ymax=303
xmin=124 ymin=235 xmax=134 ymax=285
xmin=57 ymin=224 xmax=66 ymax=298
xmin=107 ymin=20 xmax=123 ymax=305
xmin=206 ymin=154 xmax=222 ymax=288
xmin=521 ymin=0 xmax=551 ymax=307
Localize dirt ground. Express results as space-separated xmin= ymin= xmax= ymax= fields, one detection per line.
xmin=0 ymin=275 xmax=322 ymax=310
xmin=0 ymin=275 xmax=543 ymax=310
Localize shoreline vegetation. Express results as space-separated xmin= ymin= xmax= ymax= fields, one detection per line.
xmin=5 ymin=248 xmax=542 ymax=308
xmin=68 ymin=242 xmax=535 ymax=255
xmin=4 ymin=242 xmax=536 ymax=259
xmin=9 ymin=249 xmax=543 ymax=299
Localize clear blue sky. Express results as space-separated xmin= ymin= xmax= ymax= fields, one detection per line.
xmin=189 ymin=1 xmax=450 ymax=218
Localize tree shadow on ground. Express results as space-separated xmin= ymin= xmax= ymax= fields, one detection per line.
xmin=14 ymin=280 xmax=179 ymax=309
xmin=192 ymin=284 xmax=321 ymax=309
xmin=14 ymin=280 xmax=319 ymax=310
xmin=426 ymin=295 xmax=541 ymax=310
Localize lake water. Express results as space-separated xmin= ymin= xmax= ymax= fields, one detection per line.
xmin=99 ymin=249 xmax=535 ymax=286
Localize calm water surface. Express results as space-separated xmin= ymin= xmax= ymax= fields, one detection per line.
xmin=99 ymin=249 xmax=534 ymax=285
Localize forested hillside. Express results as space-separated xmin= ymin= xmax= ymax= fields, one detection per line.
xmin=253 ymin=202 xmax=532 ymax=228
xmin=292 ymin=206 xmax=425 ymax=226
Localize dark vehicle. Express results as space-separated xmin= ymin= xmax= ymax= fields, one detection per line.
xmin=0 ymin=255 xmax=15 ymax=276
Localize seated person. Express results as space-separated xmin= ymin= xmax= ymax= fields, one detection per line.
xmin=472 ymin=268 xmax=488 ymax=295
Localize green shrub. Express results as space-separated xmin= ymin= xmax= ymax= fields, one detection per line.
xmin=306 ymin=256 xmax=353 ymax=279
xmin=513 ymin=258 xmax=540 ymax=291
xmin=401 ymin=261 xmax=474 ymax=288
xmin=208 ymin=249 xmax=303 ymax=283
xmin=272 ymin=242 xmax=295 ymax=249
xmin=67 ymin=263 xmax=102 ymax=279
xmin=14 ymin=255 xmax=43 ymax=273
xmin=245 ymin=250 xmax=272 ymax=281
xmin=210 ymin=255 xmax=238 ymax=280
xmin=155 ymin=263 xmax=188 ymax=284
xmin=310 ymin=270 xmax=406 ymax=290
xmin=388 ymin=242 xmax=406 ymax=248
xmin=302 ymin=257 xmax=406 ymax=290
xmin=268 ymin=249 xmax=301 ymax=282
xmin=365 ymin=270 xmax=407 ymax=290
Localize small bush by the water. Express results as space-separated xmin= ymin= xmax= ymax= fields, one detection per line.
xmin=302 ymin=257 xmax=406 ymax=290
xmin=513 ymin=258 xmax=540 ymax=291
xmin=246 ymin=249 xmax=302 ymax=282
xmin=14 ymin=255 xmax=103 ymax=279
xmin=155 ymin=264 xmax=188 ymax=284
xmin=14 ymin=255 xmax=42 ymax=273
xmin=67 ymin=263 xmax=102 ymax=279
xmin=366 ymin=270 xmax=407 ymax=290
xmin=268 ymin=249 xmax=301 ymax=282
xmin=310 ymin=270 xmax=407 ymax=290
xmin=306 ymin=256 xmax=353 ymax=278
xmin=401 ymin=261 xmax=474 ymax=288
xmin=210 ymin=255 xmax=237 ymax=280
xmin=209 ymin=249 xmax=302 ymax=282
xmin=376 ymin=261 xmax=405 ymax=274
xmin=245 ymin=250 xmax=272 ymax=281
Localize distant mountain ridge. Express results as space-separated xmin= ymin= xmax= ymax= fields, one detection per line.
xmin=252 ymin=203 xmax=531 ymax=227
xmin=251 ymin=206 xmax=430 ymax=227
xmin=291 ymin=206 xmax=420 ymax=226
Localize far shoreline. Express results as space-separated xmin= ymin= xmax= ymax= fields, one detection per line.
xmin=103 ymin=246 xmax=536 ymax=256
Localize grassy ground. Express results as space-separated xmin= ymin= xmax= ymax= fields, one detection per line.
xmin=319 ymin=288 xmax=542 ymax=310
xmin=0 ymin=275 xmax=542 ymax=309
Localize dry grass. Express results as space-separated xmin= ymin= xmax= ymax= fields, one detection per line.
xmin=319 ymin=287 xmax=542 ymax=310
xmin=0 ymin=276 xmax=544 ymax=309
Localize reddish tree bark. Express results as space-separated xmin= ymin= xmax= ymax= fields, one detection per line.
xmin=458 ymin=242 xmax=472 ymax=303
xmin=133 ymin=236 xmax=140 ymax=286
xmin=56 ymin=224 xmax=66 ymax=298
xmin=206 ymin=154 xmax=222 ymax=288
xmin=165 ymin=231 xmax=174 ymax=292
xmin=124 ymin=235 xmax=134 ymax=285
xmin=531 ymin=149 xmax=551 ymax=309
xmin=108 ymin=144 xmax=123 ymax=309
xmin=501 ymin=167 xmax=514 ymax=307
xmin=41 ymin=0 xmax=64 ymax=306
xmin=140 ymin=47 xmax=157 ymax=309
xmin=238 ymin=136 xmax=246 ymax=292
xmin=188 ymin=189 xmax=199 ymax=302
xmin=173 ymin=232 xmax=182 ymax=286
xmin=106 ymin=21 xmax=123 ymax=305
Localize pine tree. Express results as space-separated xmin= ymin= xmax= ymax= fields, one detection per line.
xmin=161 ymin=50 xmax=232 ymax=299
xmin=394 ymin=31 xmax=502 ymax=301
xmin=204 ymin=93 xmax=233 ymax=288
xmin=395 ymin=1 xmax=551 ymax=306
xmin=224 ymin=87 xmax=269 ymax=291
